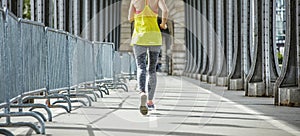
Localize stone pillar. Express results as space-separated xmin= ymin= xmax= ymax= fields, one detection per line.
xmin=183 ymin=0 xmax=191 ymax=76
xmin=195 ymin=0 xmax=202 ymax=80
xmin=92 ymin=0 xmax=98 ymax=41
xmin=216 ymin=0 xmax=228 ymax=86
xmin=45 ymin=0 xmax=53 ymax=27
xmin=68 ymin=0 xmax=73 ymax=33
xmin=104 ymin=0 xmax=109 ymax=42
xmin=228 ymin=0 xmax=244 ymax=90
xmin=99 ymin=0 xmax=104 ymax=42
xmin=200 ymin=0 xmax=209 ymax=82
xmin=206 ymin=0 xmax=218 ymax=84
xmin=274 ymin=0 xmax=300 ymax=106
xmin=82 ymin=0 xmax=90 ymax=40
xmin=73 ymin=0 xmax=80 ymax=36
xmin=10 ymin=0 xmax=23 ymax=18
xmin=245 ymin=0 xmax=278 ymax=97
xmin=190 ymin=1 xmax=199 ymax=78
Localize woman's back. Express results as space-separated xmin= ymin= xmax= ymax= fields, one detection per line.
xmin=132 ymin=0 xmax=159 ymax=14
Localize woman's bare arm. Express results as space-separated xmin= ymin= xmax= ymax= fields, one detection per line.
xmin=128 ymin=0 xmax=135 ymax=23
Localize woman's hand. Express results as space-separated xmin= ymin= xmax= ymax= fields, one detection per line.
xmin=160 ymin=23 xmax=167 ymax=29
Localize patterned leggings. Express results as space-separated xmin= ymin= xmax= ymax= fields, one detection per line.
xmin=133 ymin=45 xmax=161 ymax=100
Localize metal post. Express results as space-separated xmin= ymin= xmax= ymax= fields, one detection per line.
xmin=74 ymin=0 xmax=80 ymax=36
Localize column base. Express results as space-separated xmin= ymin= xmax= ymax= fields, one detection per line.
xmin=279 ymin=87 xmax=300 ymax=107
xmin=248 ymin=82 xmax=267 ymax=97
xmin=191 ymin=73 xmax=198 ymax=79
xmin=201 ymin=75 xmax=207 ymax=82
xmin=229 ymin=79 xmax=244 ymax=90
xmin=196 ymin=74 xmax=202 ymax=80
xmin=216 ymin=77 xmax=228 ymax=86
xmin=207 ymin=76 xmax=216 ymax=84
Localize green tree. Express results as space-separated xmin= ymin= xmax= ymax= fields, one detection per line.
xmin=23 ymin=0 xmax=30 ymax=19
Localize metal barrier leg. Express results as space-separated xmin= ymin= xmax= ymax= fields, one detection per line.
xmin=22 ymin=96 xmax=71 ymax=113
xmin=10 ymin=104 xmax=52 ymax=122
xmin=0 ymin=129 xmax=14 ymax=136
xmin=0 ymin=111 xmax=45 ymax=134
xmin=68 ymin=94 xmax=92 ymax=106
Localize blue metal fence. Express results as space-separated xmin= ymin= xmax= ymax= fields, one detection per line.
xmin=0 ymin=8 xmax=135 ymax=135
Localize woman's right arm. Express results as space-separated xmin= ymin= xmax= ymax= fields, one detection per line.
xmin=128 ymin=0 xmax=135 ymax=23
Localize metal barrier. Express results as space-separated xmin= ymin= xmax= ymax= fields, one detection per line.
xmin=97 ymin=44 xmax=128 ymax=92
xmin=0 ymin=8 xmax=132 ymax=135
xmin=120 ymin=52 xmax=137 ymax=81
xmin=0 ymin=9 xmax=45 ymax=134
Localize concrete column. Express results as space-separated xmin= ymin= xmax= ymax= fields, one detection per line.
xmin=245 ymin=0 xmax=278 ymax=97
xmin=189 ymin=0 xmax=198 ymax=77
xmin=116 ymin=0 xmax=121 ymax=49
xmin=73 ymin=0 xmax=80 ymax=36
xmin=92 ymin=0 xmax=98 ymax=41
xmin=58 ymin=0 xmax=66 ymax=30
xmin=68 ymin=0 xmax=73 ymax=33
xmin=268 ymin=0 xmax=280 ymax=94
xmin=275 ymin=0 xmax=300 ymax=106
xmin=82 ymin=0 xmax=90 ymax=40
xmin=200 ymin=0 xmax=209 ymax=82
xmin=228 ymin=0 xmax=244 ymax=90
xmin=99 ymin=0 xmax=104 ymax=41
xmin=183 ymin=0 xmax=191 ymax=76
xmin=227 ymin=0 xmax=234 ymax=74
xmin=207 ymin=0 xmax=218 ymax=84
xmin=53 ymin=0 xmax=57 ymax=29
xmin=183 ymin=0 xmax=190 ymax=76
xmin=216 ymin=0 xmax=228 ymax=86
xmin=10 ymin=0 xmax=17 ymax=16
xmin=44 ymin=0 xmax=53 ymax=27
xmin=195 ymin=0 xmax=203 ymax=80
xmin=104 ymin=0 xmax=109 ymax=42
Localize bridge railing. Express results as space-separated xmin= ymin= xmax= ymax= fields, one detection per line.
xmin=0 ymin=7 xmax=136 ymax=135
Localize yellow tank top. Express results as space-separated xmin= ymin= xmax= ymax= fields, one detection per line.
xmin=131 ymin=0 xmax=162 ymax=46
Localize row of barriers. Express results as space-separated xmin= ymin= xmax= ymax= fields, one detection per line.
xmin=0 ymin=8 xmax=136 ymax=135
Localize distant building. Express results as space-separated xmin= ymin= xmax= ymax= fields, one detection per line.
xmin=276 ymin=0 xmax=286 ymax=47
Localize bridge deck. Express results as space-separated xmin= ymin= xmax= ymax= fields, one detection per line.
xmin=3 ymin=75 xmax=300 ymax=136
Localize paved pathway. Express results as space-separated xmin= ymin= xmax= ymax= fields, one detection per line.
xmin=4 ymin=75 xmax=300 ymax=136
